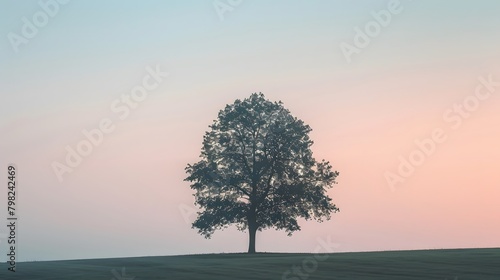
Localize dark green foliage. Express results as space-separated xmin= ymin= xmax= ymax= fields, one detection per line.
xmin=185 ymin=93 xmax=340 ymax=251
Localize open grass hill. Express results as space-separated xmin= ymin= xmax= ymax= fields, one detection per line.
xmin=0 ymin=248 xmax=498 ymax=280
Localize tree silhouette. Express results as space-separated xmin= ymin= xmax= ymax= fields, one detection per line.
xmin=184 ymin=93 xmax=340 ymax=253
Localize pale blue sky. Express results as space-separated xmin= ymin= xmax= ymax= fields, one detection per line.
xmin=2 ymin=0 xmax=500 ymax=121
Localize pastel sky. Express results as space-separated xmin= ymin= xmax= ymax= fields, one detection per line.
xmin=0 ymin=0 xmax=499 ymax=261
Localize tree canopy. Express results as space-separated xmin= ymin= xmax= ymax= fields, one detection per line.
xmin=184 ymin=93 xmax=340 ymax=253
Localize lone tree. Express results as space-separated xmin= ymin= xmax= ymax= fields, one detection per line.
xmin=185 ymin=93 xmax=339 ymax=253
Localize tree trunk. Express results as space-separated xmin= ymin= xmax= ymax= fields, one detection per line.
xmin=248 ymin=224 xmax=257 ymax=253
xmin=247 ymin=206 xmax=257 ymax=254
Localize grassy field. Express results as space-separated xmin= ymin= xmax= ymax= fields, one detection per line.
xmin=0 ymin=248 xmax=499 ymax=280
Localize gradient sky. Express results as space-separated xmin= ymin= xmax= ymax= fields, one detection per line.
xmin=1 ymin=0 xmax=499 ymax=261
